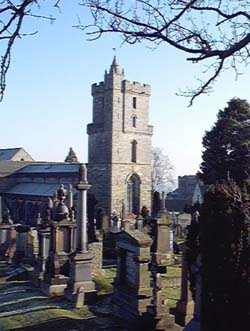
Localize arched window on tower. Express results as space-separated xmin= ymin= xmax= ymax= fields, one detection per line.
xmin=127 ymin=173 xmax=141 ymax=215
xmin=132 ymin=115 xmax=137 ymax=128
xmin=131 ymin=140 xmax=137 ymax=163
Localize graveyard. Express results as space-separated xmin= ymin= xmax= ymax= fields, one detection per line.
xmin=0 ymin=59 xmax=195 ymax=331
xmin=0 ymin=175 xmax=186 ymax=331
xmin=1 ymin=54 xmax=250 ymax=331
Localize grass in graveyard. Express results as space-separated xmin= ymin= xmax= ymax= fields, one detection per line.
xmin=0 ymin=261 xmax=182 ymax=330
xmin=0 ymin=307 xmax=94 ymax=331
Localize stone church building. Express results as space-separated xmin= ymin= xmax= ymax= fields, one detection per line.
xmin=87 ymin=58 xmax=153 ymax=216
xmin=0 ymin=59 xmax=153 ymax=223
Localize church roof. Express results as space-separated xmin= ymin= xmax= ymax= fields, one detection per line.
xmin=0 ymin=147 xmax=34 ymax=161
xmin=3 ymin=182 xmax=77 ymax=197
xmin=16 ymin=163 xmax=80 ymax=174
xmin=0 ymin=148 xmax=22 ymax=160
xmin=0 ymin=161 xmax=32 ymax=177
xmin=0 ymin=161 xmax=80 ymax=178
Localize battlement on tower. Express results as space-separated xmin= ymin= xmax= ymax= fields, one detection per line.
xmin=122 ymin=80 xmax=151 ymax=95
xmin=91 ymin=81 xmax=105 ymax=95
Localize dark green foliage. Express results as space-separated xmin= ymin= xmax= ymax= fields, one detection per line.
xmin=199 ymin=98 xmax=250 ymax=185
xmin=200 ymin=183 xmax=250 ymax=331
xmin=186 ymin=221 xmax=200 ymax=300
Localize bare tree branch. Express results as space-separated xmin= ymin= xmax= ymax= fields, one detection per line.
xmin=79 ymin=0 xmax=250 ymax=105
xmin=0 ymin=0 xmax=60 ymax=101
xmin=2 ymin=1 xmax=250 ymax=105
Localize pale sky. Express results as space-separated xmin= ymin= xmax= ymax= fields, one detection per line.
xmin=2 ymin=2 xmax=250 ymax=178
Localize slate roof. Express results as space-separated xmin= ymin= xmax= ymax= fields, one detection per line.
xmin=3 ymin=182 xmax=77 ymax=197
xmin=0 ymin=148 xmax=22 ymax=160
xmin=0 ymin=161 xmax=32 ymax=177
xmin=16 ymin=163 xmax=80 ymax=174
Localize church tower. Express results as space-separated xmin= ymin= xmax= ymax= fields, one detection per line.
xmin=87 ymin=58 xmax=153 ymax=216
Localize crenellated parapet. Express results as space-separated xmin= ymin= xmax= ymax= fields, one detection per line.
xmin=122 ymin=80 xmax=151 ymax=95
xmin=91 ymin=81 xmax=105 ymax=95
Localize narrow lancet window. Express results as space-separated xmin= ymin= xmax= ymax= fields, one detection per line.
xmin=131 ymin=140 xmax=137 ymax=163
xmin=133 ymin=97 xmax=137 ymax=109
xmin=132 ymin=115 xmax=136 ymax=128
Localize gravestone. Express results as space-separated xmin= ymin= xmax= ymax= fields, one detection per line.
xmin=175 ymin=244 xmax=194 ymax=326
xmin=150 ymin=271 xmax=176 ymax=331
xmin=88 ymin=231 xmax=103 ymax=275
xmin=184 ymin=255 xmax=201 ymax=331
xmin=33 ymin=212 xmax=51 ymax=287
xmin=113 ymin=229 xmax=152 ymax=320
xmin=14 ymin=224 xmax=30 ymax=265
xmin=24 ymin=228 xmax=38 ymax=266
xmin=153 ymin=210 xmax=174 ymax=267
xmin=0 ymin=208 xmax=13 ymax=257
xmin=43 ymin=185 xmax=76 ymax=296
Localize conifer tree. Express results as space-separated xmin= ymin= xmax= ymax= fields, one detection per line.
xmin=200 ymin=183 xmax=250 ymax=331
xmin=199 ymin=98 xmax=250 ymax=185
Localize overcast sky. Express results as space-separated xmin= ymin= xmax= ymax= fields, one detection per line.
xmin=2 ymin=2 xmax=250 ymax=178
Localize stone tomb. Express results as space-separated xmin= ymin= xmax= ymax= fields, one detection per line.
xmin=113 ymin=229 xmax=152 ymax=320
xmin=33 ymin=214 xmax=51 ymax=287
xmin=43 ymin=185 xmax=76 ymax=296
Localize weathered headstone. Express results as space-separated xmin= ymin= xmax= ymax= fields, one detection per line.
xmin=88 ymin=232 xmax=103 ymax=275
xmin=113 ymin=229 xmax=152 ymax=320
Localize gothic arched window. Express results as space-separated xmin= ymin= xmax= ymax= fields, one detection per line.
xmin=127 ymin=173 xmax=141 ymax=215
xmin=131 ymin=140 xmax=137 ymax=163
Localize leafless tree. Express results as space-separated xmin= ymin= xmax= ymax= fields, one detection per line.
xmin=2 ymin=1 xmax=250 ymax=105
xmin=80 ymin=0 xmax=250 ymax=105
xmin=0 ymin=0 xmax=60 ymax=101
xmin=152 ymin=146 xmax=174 ymax=193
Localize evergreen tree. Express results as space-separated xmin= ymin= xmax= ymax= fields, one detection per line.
xmin=200 ymin=183 xmax=250 ymax=331
xmin=199 ymin=98 xmax=250 ymax=185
